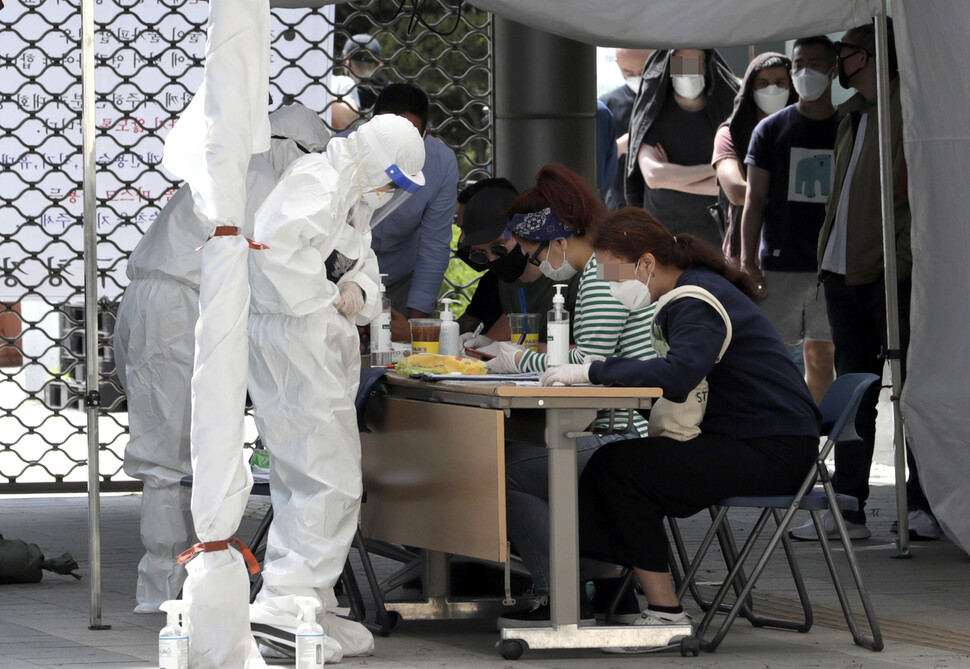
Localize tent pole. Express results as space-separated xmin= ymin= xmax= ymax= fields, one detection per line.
xmin=874 ymin=3 xmax=910 ymax=557
xmin=81 ymin=0 xmax=110 ymax=626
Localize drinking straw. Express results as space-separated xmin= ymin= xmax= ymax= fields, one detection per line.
xmin=517 ymin=288 xmax=528 ymax=345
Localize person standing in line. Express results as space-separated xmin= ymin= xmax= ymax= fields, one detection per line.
xmin=740 ymin=37 xmax=839 ymax=405
xmin=626 ymin=48 xmax=739 ymax=246
xmin=711 ymin=51 xmax=796 ymax=265
xmin=789 ymin=20 xmax=940 ymax=542
xmin=600 ymin=48 xmax=653 ymax=210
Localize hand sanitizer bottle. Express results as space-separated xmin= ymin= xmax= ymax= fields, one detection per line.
xmin=547 ymin=284 xmax=570 ymax=367
xmin=370 ymin=273 xmax=393 ymax=366
xmin=438 ymin=298 xmax=460 ymax=356
xmin=158 ymin=600 xmax=189 ymax=669
xmin=294 ymin=596 xmax=325 ymax=668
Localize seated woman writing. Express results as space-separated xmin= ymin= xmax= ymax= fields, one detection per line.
xmin=471 ymin=164 xmax=658 ymax=627
xmin=542 ymin=207 xmax=819 ymax=648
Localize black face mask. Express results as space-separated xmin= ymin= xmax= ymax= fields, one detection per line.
xmin=488 ymin=244 xmax=529 ymax=283
xmin=836 ymin=49 xmax=866 ymax=89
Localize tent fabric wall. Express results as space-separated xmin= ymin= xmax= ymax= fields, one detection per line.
xmin=468 ymin=0 xmax=879 ymax=48
xmin=894 ymin=0 xmax=970 ymax=556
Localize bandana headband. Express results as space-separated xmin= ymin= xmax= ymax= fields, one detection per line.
xmin=506 ymin=207 xmax=577 ymax=241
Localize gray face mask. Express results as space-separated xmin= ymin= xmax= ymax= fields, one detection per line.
xmin=538 ymin=242 xmax=578 ymax=281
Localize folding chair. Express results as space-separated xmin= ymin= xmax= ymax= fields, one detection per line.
xmin=682 ymin=373 xmax=883 ymax=654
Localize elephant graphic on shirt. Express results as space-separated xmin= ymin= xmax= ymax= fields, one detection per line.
xmin=793 ymin=153 xmax=832 ymax=199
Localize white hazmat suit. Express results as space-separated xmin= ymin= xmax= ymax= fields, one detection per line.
xmin=247 ymin=114 xmax=425 ymax=661
xmin=113 ymin=104 xmax=330 ymax=613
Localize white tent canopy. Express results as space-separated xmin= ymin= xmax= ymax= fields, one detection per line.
xmin=467 ymin=0 xmax=970 ymax=554
xmin=469 ymin=0 xmax=881 ymax=48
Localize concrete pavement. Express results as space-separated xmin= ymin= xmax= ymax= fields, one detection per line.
xmin=1 ymin=477 xmax=969 ymax=668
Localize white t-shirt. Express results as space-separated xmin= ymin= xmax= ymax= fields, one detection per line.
xmin=822 ymin=114 xmax=868 ymax=275
xmin=330 ymin=75 xmax=360 ymax=108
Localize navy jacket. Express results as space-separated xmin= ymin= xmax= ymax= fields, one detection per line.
xmin=589 ymin=267 xmax=820 ymax=440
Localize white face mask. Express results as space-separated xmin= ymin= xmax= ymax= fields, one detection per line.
xmin=361 ymin=188 xmax=393 ymax=210
xmin=753 ymin=85 xmax=789 ymax=115
xmin=538 ymin=242 xmax=578 ymax=281
xmin=624 ymin=76 xmax=641 ymax=94
xmin=791 ymin=67 xmax=831 ymax=102
xmin=609 ymin=260 xmax=654 ymax=311
xmin=671 ymin=74 xmax=705 ymax=100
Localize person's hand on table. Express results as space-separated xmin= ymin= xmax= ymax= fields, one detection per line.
xmin=336 ymin=282 xmax=365 ymax=317
xmin=461 ymin=333 xmax=494 ymax=354
xmin=540 ymin=363 xmax=592 ymax=386
xmin=477 ymin=341 xmax=527 ymax=373
xmin=390 ymin=308 xmax=411 ymax=342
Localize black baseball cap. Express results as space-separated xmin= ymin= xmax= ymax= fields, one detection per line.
xmin=460 ymin=187 xmax=519 ymax=248
xmin=342 ymin=34 xmax=382 ymax=63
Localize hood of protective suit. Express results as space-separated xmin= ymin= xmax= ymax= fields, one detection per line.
xmin=625 ymin=49 xmax=739 ymax=207
xmin=266 ymin=102 xmax=331 ymax=175
xmin=250 ymin=113 xmax=425 ymax=318
xmin=326 ymin=113 xmax=426 ymax=229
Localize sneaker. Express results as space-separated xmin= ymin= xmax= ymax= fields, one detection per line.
xmin=890 ymin=510 xmax=941 ymax=540
xmin=602 ymin=609 xmax=694 ymax=654
xmin=251 ymin=623 xmax=296 ymax=658
xmin=789 ymin=510 xmax=871 ymax=541
xmin=591 ymin=578 xmax=641 ymax=624
xmin=497 ymin=592 xmax=596 ymax=629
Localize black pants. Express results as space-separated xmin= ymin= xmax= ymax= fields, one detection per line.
xmin=579 ymin=433 xmax=817 ymax=573
xmin=823 ymin=274 xmax=929 ymax=522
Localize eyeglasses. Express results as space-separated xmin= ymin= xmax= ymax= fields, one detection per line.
xmin=834 ymin=41 xmax=870 ymax=57
xmin=467 ymin=243 xmax=509 ymax=268
xmin=526 ymin=240 xmax=550 ymax=267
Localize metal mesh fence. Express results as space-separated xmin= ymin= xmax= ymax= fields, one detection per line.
xmin=0 ymin=0 xmax=491 ymax=491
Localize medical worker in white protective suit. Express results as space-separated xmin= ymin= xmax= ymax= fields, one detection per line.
xmin=246 ymin=114 xmax=425 ymax=661
xmin=113 ymin=103 xmax=330 ymax=613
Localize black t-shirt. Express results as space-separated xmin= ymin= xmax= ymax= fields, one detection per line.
xmin=642 ymin=97 xmax=720 ymax=245
xmin=746 ymin=106 xmax=840 ymax=272
xmin=600 ymin=85 xmax=635 ymax=209
xmin=463 ymin=270 xmax=504 ymax=333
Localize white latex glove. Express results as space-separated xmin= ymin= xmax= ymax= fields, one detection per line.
xmin=461 ymin=334 xmax=494 ymax=352
xmin=480 ymin=341 xmax=527 ymax=374
xmin=540 ymin=363 xmax=592 ymax=386
xmin=335 ymin=282 xmax=365 ymax=317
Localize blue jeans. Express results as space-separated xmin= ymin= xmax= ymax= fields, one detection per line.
xmin=823 ymin=274 xmax=929 ymax=523
xmin=505 ymin=432 xmax=636 ymax=594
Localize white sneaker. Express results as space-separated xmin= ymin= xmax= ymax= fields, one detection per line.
xmin=602 ymin=609 xmax=693 ymax=654
xmin=891 ymin=510 xmax=941 ymax=540
xmin=789 ymin=510 xmax=871 ymax=541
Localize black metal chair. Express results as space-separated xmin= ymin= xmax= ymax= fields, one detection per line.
xmin=682 ymin=373 xmax=883 ymax=653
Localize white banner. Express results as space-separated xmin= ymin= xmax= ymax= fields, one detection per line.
xmin=1 ymin=0 xmax=334 ymax=301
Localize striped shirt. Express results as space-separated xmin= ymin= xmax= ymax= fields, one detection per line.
xmin=519 ymin=253 xmax=656 ymax=432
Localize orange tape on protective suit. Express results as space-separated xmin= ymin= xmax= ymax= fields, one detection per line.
xmin=206 ymin=225 xmax=269 ymax=250
xmin=177 ymin=537 xmax=261 ymax=575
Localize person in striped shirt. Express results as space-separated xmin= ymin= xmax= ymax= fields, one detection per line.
xmin=483 ymin=164 xmax=657 ymax=628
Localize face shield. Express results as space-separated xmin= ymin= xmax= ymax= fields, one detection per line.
xmin=355 ymin=119 xmax=425 ymax=229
